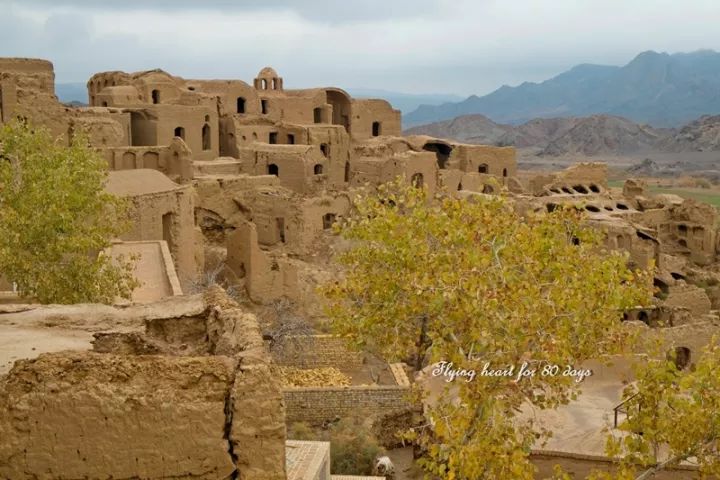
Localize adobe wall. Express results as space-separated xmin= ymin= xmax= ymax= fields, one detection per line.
xmin=0 ymin=289 xmax=288 ymax=480
xmin=121 ymin=184 xmax=199 ymax=284
xmin=0 ymin=352 xmax=238 ymax=480
xmin=350 ymin=98 xmax=401 ymax=140
xmin=103 ymin=137 xmax=193 ymax=182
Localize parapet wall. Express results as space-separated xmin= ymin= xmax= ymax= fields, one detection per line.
xmin=284 ymin=384 xmax=411 ymax=425
xmin=283 ymin=362 xmax=411 ymax=425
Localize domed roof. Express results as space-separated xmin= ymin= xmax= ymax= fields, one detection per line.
xmin=257 ymin=66 xmax=279 ymax=78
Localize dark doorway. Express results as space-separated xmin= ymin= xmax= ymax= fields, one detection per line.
xmin=372 ymin=121 xmax=381 ymax=137
xmin=268 ymin=163 xmax=279 ymax=176
xmin=174 ymin=127 xmax=185 ymax=140
xmin=287 ymin=134 xmax=295 ymax=144
xmin=323 ymin=213 xmax=336 ymax=230
xmin=151 ymin=89 xmax=160 ymax=104
xmin=269 ymin=132 xmax=278 ymax=144
xmin=261 ymin=99 xmax=268 ymax=114
xmin=236 ymin=97 xmax=246 ymax=113
xmin=313 ymin=107 xmax=323 ymax=123
xmin=478 ymin=164 xmax=488 ymax=174
xmin=423 ymin=142 xmax=452 ymax=169
xmin=314 ymin=164 xmax=323 ymax=175
xmin=344 ymin=161 xmax=350 ymax=182
xmin=202 ymin=124 xmax=211 ymax=150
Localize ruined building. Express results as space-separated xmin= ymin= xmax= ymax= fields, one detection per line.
xmin=2 ymin=57 xmax=720 ymax=479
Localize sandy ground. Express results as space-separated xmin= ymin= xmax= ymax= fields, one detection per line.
xmin=0 ymin=324 xmax=93 ymax=375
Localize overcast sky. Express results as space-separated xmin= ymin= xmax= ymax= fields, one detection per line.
xmin=1 ymin=0 xmax=719 ymax=96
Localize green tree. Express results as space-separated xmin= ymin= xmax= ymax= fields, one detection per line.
xmin=0 ymin=121 xmax=137 ymax=304
xmin=322 ymin=179 xmax=653 ymax=479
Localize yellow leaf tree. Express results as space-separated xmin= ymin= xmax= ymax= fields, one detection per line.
xmin=0 ymin=121 xmax=137 ymax=304
xmin=322 ymin=179 xmax=653 ymax=479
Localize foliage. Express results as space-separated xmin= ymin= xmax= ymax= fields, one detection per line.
xmin=287 ymin=419 xmax=384 ymax=476
xmin=321 ymin=179 xmax=653 ymax=479
xmin=590 ymin=340 xmax=720 ymax=480
xmin=329 ymin=418 xmax=385 ymax=476
xmin=0 ymin=121 xmax=137 ymax=303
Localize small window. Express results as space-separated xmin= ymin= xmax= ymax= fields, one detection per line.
xmin=313 ymin=107 xmax=322 ymax=124
xmin=287 ymin=134 xmax=295 ymax=144
xmin=268 ymin=163 xmax=279 ymax=176
xmin=151 ymin=89 xmax=160 ymax=104
xmin=272 ymin=78 xmax=278 ymax=90
xmin=174 ymin=127 xmax=185 ymax=140
xmin=323 ymin=213 xmax=336 ymax=230
xmin=478 ymin=164 xmax=488 ymax=174
xmin=372 ymin=121 xmax=381 ymax=137
xmin=344 ymin=161 xmax=350 ymax=182
xmin=101 ymin=101 xmax=108 ymax=107
xmin=411 ymin=173 xmax=423 ymax=188
xmin=269 ymin=132 xmax=278 ymax=144
xmin=314 ymin=164 xmax=323 ymax=175
xmin=261 ymin=79 xmax=268 ymax=90
xmin=320 ymin=144 xmax=329 ymax=157
xmin=261 ymin=99 xmax=268 ymax=114
xmin=237 ymin=97 xmax=245 ymax=114
xmin=503 ymin=168 xmax=508 ymax=177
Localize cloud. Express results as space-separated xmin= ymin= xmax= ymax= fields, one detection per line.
xmin=13 ymin=0 xmax=446 ymax=22
xmin=0 ymin=0 xmax=719 ymax=96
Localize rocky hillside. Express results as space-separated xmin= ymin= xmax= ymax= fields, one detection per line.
xmin=405 ymin=114 xmax=671 ymax=156
xmin=404 ymin=50 xmax=720 ymax=128
xmin=656 ymin=115 xmax=720 ymax=152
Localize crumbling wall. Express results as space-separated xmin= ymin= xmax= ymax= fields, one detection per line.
xmin=0 ymin=289 xmax=288 ymax=480
xmin=0 ymin=352 xmax=238 ymax=480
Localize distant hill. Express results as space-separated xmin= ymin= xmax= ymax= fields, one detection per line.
xmin=404 ymin=113 xmax=720 ymax=156
xmin=404 ymin=50 xmax=720 ymax=128
xmin=346 ymin=88 xmax=464 ymax=114
xmin=56 ymin=82 xmax=87 ymax=104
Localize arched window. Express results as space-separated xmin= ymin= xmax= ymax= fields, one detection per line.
xmin=314 ymin=164 xmax=323 ymax=175
xmin=151 ymin=89 xmax=160 ymax=104
xmin=411 ymin=173 xmax=424 ymax=188
xmin=236 ymin=97 xmax=245 ymax=114
xmin=272 ymin=78 xmax=278 ymax=90
xmin=202 ymin=124 xmax=211 ymax=150
xmin=174 ymin=127 xmax=185 ymax=140
xmin=478 ymin=164 xmax=488 ymax=174
xmin=268 ymin=164 xmax=279 ymax=176
xmin=261 ymin=79 xmax=268 ymax=90
xmin=372 ymin=121 xmax=381 ymax=137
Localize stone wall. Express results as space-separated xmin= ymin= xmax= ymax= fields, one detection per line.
xmin=272 ymin=335 xmax=363 ymax=368
xmin=284 ymin=384 xmax=411 ymax=425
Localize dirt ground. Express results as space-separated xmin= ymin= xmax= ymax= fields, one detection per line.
xmin=0 ymin=324 xmax=93 ymax=375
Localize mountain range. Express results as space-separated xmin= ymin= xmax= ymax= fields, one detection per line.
xmin=405 ymin=113 xmax=720 ymax=157
xmin=404 ymin=50 xmax=720 ymax=128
